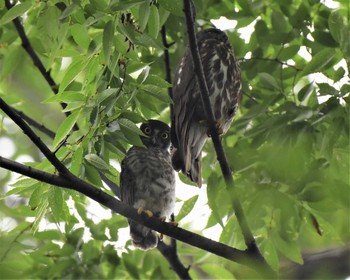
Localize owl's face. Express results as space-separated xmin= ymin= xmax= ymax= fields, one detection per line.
xmin=140 ymin=120 xmax=171 ymax=150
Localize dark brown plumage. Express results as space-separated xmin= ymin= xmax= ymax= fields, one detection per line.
xmin=171 ymin=28 xmax=241 ymax=187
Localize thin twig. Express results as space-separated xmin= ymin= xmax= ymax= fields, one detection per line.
xmin=182 ymin=0 xmax=276 ymax=277
xmin=0 ymin=223 xmax=32 ymax=262
xmin=13 ymin=109 xmax=56 ymax=139
xmin=0 ymin=98 xmax=69 ymax=175
xmin=161 ymin=25 xmax=173 ymax=122
xmin=4 ymin=0 xmax=79 ymax=131
xmin=5 ymin=2 xmax=58 ymax=98
xmin=239 ymin=57 xmax=301 ymax=71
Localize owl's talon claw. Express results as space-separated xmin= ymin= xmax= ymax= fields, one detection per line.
xmin=137 ymin=207 xmax=153 ymax=217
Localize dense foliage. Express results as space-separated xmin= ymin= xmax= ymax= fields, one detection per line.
xmin=0 ymin=0 xmax=349 ymax=278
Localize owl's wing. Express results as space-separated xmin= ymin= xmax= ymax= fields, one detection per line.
xmin=171 ymin=49 xmax=199 ymax=170
xmin=120 ymin=148 xmax=136 ymax=206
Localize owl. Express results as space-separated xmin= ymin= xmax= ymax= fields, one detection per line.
xmin=120 ymin=120 xmax=175 ymax=250
xmin=171 ymin=28 xmax=241 ymax=187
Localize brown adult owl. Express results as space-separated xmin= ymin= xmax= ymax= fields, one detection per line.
xmin=171 ymin=28 xmax=241 ymax=187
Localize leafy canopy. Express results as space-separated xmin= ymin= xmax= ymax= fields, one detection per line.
xmin=0 ymin=0 xmax=349 ymax=278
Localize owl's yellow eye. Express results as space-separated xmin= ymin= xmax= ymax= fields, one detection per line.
xmin=161 ymin=132 xmax=169 ymax=139
xmin=144 ymin=126 xmax=151 ymax=135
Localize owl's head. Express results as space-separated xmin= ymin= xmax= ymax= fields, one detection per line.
xmin=140 ymin=120 xmax=171 ymax=150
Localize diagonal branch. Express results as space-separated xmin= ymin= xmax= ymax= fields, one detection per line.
xmin=0 ymin=98 xmax=69 ymax=175
xmin=4 ymin=0 xmax=58 ymax=95
xmin=0 ymin=156 xmax=255 ymax=268
xmin=13 ymin=108 xmax=56 ymax=139
xmin=0 ymin=93 xmax=275 ymax=277
xmin=182 ymin=0 xmax=276 ymax=277
xmin=4 ymin=0 xmax=77 ymax=125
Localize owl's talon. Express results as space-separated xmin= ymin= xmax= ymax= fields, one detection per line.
xmin=137 ymin=208 xmax=153 ymax=217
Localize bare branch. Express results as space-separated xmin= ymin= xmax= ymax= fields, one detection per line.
xmin=157 ymin=240 xmax=191 ymax=280
xmin=182 ymin=0 xmax=276 ymax=277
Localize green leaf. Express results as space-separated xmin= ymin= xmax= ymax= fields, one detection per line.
xmin=111 ymin=0 xmax=144 ymax=11
xmin=48 ymin=186 xmax=64 ymax=221
xmin=71 ymin=24 xmax=91 ymax=49
xmin=176 ymin=195 xmax=198 ymax=221
xmin=84 ymin=153 xmax=110 ymax=172
xmin=260 ymin=239 xmax=279 ymax=270
xmin=271 ymin=10 xmax=289 ymax=33
xmin=312 ymin=30 xmax=337 ymax=47
xmin=258 ymin=72 xmax=280 ymax=90
xmin=135 ymin=33 xmax=163 ymax=49
xmin=273 ymin=234 xmax=303 ymax=264
xmin=148 ymin=5 xmax=160 ymax=38
xmin=317 ymin=83 xmax=338 ymax=97
xmin=328 ymin=11 xmax=345 ymax=44
xmin=300 ymin=48 xmax=336 ymax=76
xmin=201 ymin=264 xmax=236 ymax=279
xmin=138 ymin=1 xmax=150 ymax=31
xmin=29 ymin=185 xmax=46 ymax=210
xmin=141 ymin=84 xmax=171 ymax=103
xmin=52 ymin=111 xmax=80 ymax=150
xmin=158 ymin=0 xmax=184 ymax=16
xmin=103 ymin=20 xmax=114 ymax=64
xmin=0 ymin=46 xmax=24 ymax=81
xmin=0 ymin=0 xmax=33 ymax=25
xmin=43 ymin=91 xmax=86 ymax=103
xmin=144 ymin=74 xmax=171 ymax=88
xmin=118 ymin=118 xmax=144 ymax=146
xmin=123 ymin=258 xmax=140 ymax=279
xmin=278 ymin=45 xmax=299 ymax=61
xmin=33 ymin=198 xmax=49 ymax=234
xmin=58 ymin=57 xmax=90 ymax=93
xmin=1 ymin=179 xmax=38 ymax=200
xmin=82 ymin=240 xmax=101 ymax=264
xmin=34 ymin=229 xmax=62 ymax=241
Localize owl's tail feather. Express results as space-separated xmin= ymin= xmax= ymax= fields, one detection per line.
xmin=189 ymin=153 xmax=202 ymax=188
xmin=129 ymin=220 xmax=158 ymax=251
xmin=171 ymin=145 xmax=203 ymax=188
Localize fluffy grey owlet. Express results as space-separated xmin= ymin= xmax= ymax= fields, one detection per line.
xmin=171 ymin=28 xmax=241 ymax=187
xmin=120 ymin=120 xmax=175 ymax=250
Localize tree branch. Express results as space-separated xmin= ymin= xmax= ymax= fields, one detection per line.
xmin=239 ymin=57 xmax=301 ymax=72
xmin=4 ymin=0 xmax=77 ymax=126
xmin=5 ymin=1 xmax=58 ymax=96
xmin=0 ymin=156 xmax=260 ymax=270
xmin=157 ymin=240 xmax=191 ymax=280
xmin=182 ymin=0 xmax=276 ymax=277
xmin=13 ymin=108 xmax=56 ymax=139
xmin=0 ymin=98 xmax=69 ymax=175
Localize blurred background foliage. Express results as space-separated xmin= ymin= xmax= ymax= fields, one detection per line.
xmin=0 ymin=0 xmax=349 ymax=278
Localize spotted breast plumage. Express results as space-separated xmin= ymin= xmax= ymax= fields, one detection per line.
xmin=120 ymin=120 xmax=175 ymax=250
xmin=171 ymin=28 xmax=241 ymax=187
